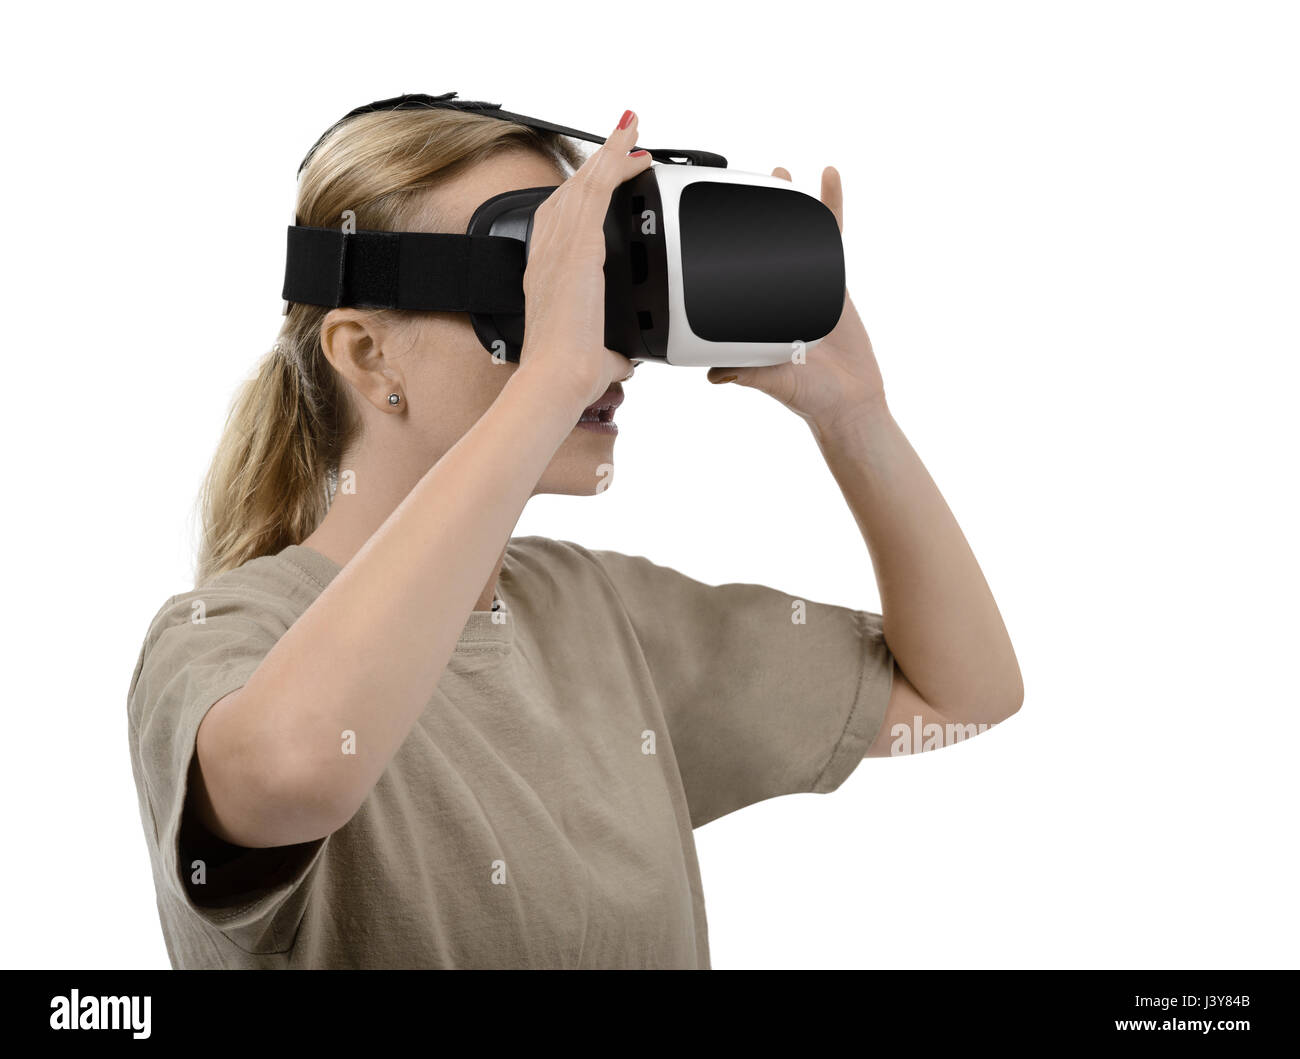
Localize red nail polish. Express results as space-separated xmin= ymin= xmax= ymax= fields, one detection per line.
xmin=618 ymin=109 xmax=635 ymax=130
xmin=629 ymin=149 xmax=649 ymax=157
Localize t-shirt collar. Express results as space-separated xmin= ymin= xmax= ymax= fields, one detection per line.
xmin=278 ymin=543 xmax=515 ymax=648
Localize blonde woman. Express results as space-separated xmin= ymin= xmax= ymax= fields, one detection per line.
xmin=127 ymin=102 xmax=1023 ymax=969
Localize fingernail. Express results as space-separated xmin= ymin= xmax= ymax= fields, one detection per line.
xmin=629 ymin=149 xmax=649 ymax=157
xmin=617 ymin=109 xmax=635 ymax=130
xmin=713 ymin=374 xmax=738 ymax=384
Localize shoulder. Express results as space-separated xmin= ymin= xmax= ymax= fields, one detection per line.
xmin=504 ymin=536 xmax=712 ymax=608
xmin=140 ymin=551 xmax=321 ymax=646
xmin=504 ymin=535 xmax=667 ymax=582
xmin=503 ymin=535 xmax=598 ymax=570
xmin=128 ymin=550 xmax=323 ymax=717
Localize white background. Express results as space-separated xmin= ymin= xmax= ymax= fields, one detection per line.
xmin=2 ymin=0 xmax=1296 ymax=969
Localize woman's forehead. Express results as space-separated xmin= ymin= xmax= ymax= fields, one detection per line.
xmin=409 ymin=148 xmax=567 ymax=234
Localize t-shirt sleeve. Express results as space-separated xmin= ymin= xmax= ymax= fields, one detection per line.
xmin=126 ymin=586 xmax=328 ymax=954
xmin=586 ymin=547 xmax=895 ymax=828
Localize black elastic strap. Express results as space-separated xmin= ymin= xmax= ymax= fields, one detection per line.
xmin=297 ymin=91 xmax=727 ymax=174
xmin=282 ymin=225 xmax=525 ymax=313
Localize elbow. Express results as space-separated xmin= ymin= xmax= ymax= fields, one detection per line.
xmin=998 ymin=675 xmax=1025 ymax=722
xmin=198 ymin=722 xmax=356 ymax=848
xmin=956 ymin=666 xmax=1024 ymax=728
xmin=974 ymin=638 xmax=1025 ymax=725
xmin=259 ymin=755 xmax=358 ymax=846
xmin=923 ymin=676 xmax=1023 ymax=731
xmin=982 ymin=665 xmax=1024 ymax=725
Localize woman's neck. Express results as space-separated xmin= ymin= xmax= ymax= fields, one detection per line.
xmin=302 ymin=463 xmax=509 ymax=613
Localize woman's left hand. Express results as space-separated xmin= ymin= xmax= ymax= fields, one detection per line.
xmin=705 ymin=166 xmax=887 ymax=434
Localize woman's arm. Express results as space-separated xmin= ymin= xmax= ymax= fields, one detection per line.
xmin=194 ymin=369 xmax=587 ymax=849
xmin=707 ymin=166 xmax=1022 ymax=756
xmin=811 ymin=396 xmax=1024 ymax=748
xmin=192 ymin=112 xmax=654 ymax=849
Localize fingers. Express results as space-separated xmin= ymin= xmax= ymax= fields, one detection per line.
xmin=821 ymin=166 xmax=844 ymax=233
xmin=572 ymin=110 xmax=654 ymax=200
xmin=773 ymin=165 xmax=844 ymax=233
xmin=530 ymin=110 xmax=653 ymax=264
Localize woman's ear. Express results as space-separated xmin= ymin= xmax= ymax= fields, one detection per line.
xmin=319 ymin=309 xmax=405 ymax=413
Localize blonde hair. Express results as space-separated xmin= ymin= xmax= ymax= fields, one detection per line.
xmin=196 ymin=108 xmax=584 ymax=585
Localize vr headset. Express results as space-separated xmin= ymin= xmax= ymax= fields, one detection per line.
xmin=282 ymin=93 xmax=845 ymax=367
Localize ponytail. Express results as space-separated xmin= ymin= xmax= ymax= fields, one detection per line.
xmin=196 ymin=330 xmax=346 ymax=585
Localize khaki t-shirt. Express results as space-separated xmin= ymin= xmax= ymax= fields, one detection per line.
xmin=126 ymin=536 xmax=894 ymax=969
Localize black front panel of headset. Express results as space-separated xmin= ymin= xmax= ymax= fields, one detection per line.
xmin=677 ymin=182 xmax=845 ymax=344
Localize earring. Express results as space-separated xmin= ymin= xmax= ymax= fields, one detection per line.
xmin=388 ymin=393 xmax=401 ymax=406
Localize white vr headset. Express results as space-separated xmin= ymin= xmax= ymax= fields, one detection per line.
xmin=282 ymin=93 xmax=845 ymax=368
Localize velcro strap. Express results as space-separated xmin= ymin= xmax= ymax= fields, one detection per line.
xmin=282 ymin=226 xmax=525 ymax=313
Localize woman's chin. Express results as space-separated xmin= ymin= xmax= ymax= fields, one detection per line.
xmin=536 ymin=429 xmax=618 ymax=495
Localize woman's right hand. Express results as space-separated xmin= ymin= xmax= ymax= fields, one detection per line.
xmin=516 ymin=109 xmax=653 ymax=413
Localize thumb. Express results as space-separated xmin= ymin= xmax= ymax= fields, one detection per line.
xmin=706 ymin=366 xmax=753 ymax=386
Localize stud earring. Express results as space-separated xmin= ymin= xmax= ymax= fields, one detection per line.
xmin=388 ymin=393 xmax=401 ymax=406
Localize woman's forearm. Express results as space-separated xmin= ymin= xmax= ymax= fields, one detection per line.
xmin=810 ymin=398 xmax=1023 ymax=722
xmin=196 ymin=365 xmax=586 ymax=847
xmin=194 ymin=116 xmax=649 ymax=849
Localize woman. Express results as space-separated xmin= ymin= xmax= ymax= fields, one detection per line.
xmin=127 ymin=104 xmax=1023 ymax=969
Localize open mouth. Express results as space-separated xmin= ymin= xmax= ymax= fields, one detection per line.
xmin=576 ymin=384 xmax=624 ymax=435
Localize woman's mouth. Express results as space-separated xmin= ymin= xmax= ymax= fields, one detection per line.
xmin=576 ymin=384 xmax=623 ymax=435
